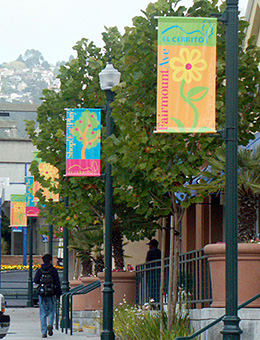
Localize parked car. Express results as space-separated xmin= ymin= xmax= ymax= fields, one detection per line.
xmin=0 ymin=294 xmax=10 ymax=338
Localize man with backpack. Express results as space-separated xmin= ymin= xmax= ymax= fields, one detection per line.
xmin=34 ymin=254 xmax=62 ymax=338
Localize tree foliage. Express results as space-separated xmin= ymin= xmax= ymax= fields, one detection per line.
xmin=26 ymin=0 xmax=260 ymax=320
xmin=103 ymin=0 xmax=260 ymax=325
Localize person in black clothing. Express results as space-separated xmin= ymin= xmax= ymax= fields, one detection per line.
xmin=34 ymin=254 xmax=62 ymax=338
xmin=146 ymin=239 xmax=161 ymax=262
xmin=146 ymin=239 xmax=161 ymax=303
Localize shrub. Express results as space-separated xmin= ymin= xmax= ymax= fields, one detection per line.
xmin=114 ymin=302 xmax=196 ymax=340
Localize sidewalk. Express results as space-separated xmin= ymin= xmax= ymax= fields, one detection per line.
xmin=5 ymin=307 xmax=100 ymax=340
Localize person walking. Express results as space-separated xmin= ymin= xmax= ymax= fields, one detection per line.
xmin=34 ymin=254 xmax=62 ymax=338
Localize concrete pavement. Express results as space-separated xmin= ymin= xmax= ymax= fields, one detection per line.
xmin=5 ymin=307 xmax=100 ymax=340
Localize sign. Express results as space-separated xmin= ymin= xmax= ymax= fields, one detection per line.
xmin=12 ymin=227 xmax=23 ymax=233
xmin=66 ymin=108 xmax=101 ymax=176
xmin=33 ymin=152 xmax=59 ymax=202
xmin=156 ymin=17 xmax=217 ymax=133
xmin=10 ymin=194 xmax=27 ymax=227
xmin=42 ymin=235 xmax=49 ymax=243
xmin=26 ymin=176 xmax=40 ymax=217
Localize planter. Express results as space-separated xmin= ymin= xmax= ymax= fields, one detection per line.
xmin=98 ymin=271 xmax=136 ymax=307
xmin=81 ymin=276 xmax=102 ymax=311
xmin=70 ymin=280 xmax=85 ymax=311
xmin=70 ymin=277 xmax=102 ymax=311
xmin=204 ymin=243 xmax=260 ymax=308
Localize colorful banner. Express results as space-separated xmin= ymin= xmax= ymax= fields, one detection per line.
xmin=156 ymin=17 xmax=217 ymax=133
xmin=26 ymin=176 xmax=40 ymax=217
xmin=66 ymin=108 xmax=101 ymax=176
xmin=33 ymin=152 xmax=59 ymax=202
xmin=10 ymin=194 xmax=27 ymax=227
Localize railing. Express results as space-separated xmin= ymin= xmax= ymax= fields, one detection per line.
xmin=136 ymin=248 xmax=212 ymax=308
xmin=175 ymin=292 xmax=260 ymax=340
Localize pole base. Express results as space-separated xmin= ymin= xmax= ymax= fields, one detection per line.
xmin=221 ymin=315 xmax=242 ymax=339
xmin=101 ymin=330 xmax=115 ymax=340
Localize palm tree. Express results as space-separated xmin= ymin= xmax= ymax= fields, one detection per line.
xmin=69 ymin=226 xmax=104 ymax=277
xmin=190 ymin=144 xmax=260 ymax=242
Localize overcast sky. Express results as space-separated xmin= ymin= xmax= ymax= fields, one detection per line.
xmin=1 ymin=0 xmax=248 ymax=65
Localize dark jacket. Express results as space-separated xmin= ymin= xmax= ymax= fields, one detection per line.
xmin=34 ymin=263 xmax=62 ymax=298
xmin=146 ymin=248 xmax=161 ymax=262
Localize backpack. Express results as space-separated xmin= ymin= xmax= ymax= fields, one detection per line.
xmin=37 ymin=268 xmax=55 ymax=297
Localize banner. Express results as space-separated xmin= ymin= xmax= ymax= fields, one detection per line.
xmin=66 ymin=108 xmax=101 ymax=176
xmin=33 ymin=152 xmax=59 ymax=202
xmin=10 ymin=194 xmax=27 ymax=227
xmin=26 ymin=176 xmax=40 ymax=217
xmin=156 ymin=17 xmax=217 ymax=133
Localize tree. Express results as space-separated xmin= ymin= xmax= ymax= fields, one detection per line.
xmin=190 ymin=145 xmax=260 ymax=242
xmin=42 ymin=61 xmax=51 ymax=70
xmin=103 ymin=0 xmax=260 ymax=328
xmin=26 ymin=0 xmax=260 ymax=330
xmin=21 ymin=49 xmax=44 ymax=68
xmin=26 ymin=30 xmax=158 ymax=273
xmin=69 ymin=226 xmax=104 ymax=277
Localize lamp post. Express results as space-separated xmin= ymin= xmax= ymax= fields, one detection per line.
xmin=99 ymin=61 xmax=121 ymax=340
xmin=221 ymin=0 xmax=242 ymax=338
xmin=61 ymin=197 xmax=70 ymax=332
xmin=27 ymin=216 xmax=34 ymax=307
xmin=48 ymin=207 xmax=53 ymax=257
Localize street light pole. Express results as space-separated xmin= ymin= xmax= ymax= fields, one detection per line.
xmin=48 ymin=208 xmax=53 ymax=257
xmin=27 ymin=217 xmax=34 ymax=307
xmin=99 ymin=61 xmax=121 ymax=340
xmin=221 ymin=0 xmax=242 ymax=338
xmin=61 ymin=197 xmax=70 ymax=332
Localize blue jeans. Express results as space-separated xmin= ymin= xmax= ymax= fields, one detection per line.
xmin=39 ymin=295 xmax=56 ymax=335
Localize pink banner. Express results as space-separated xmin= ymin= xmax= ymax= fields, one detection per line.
xmin=26 ymin=206 xmax=41 ymax=217
xmin=66 ymin=159 xmax=101 ymax=177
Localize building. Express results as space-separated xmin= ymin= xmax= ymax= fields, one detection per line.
xmin=0 ymin=103 xmax=57 ymax=256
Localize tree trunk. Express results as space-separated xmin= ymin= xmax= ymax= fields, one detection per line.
xmin=167 ymin=203 xmax=183 ymax=331
xmin=238 ymin=187 xmax=257 ymax=242
xmin=160 ymin=218 xmax=166 ymax=336
xmin=81 ymin=252 xmax=93 ymax=276
xmin=172 ymin=213 xmax=180 ymax=320
xmin=167 ymin=215 xmax=175 ymax=331
xmin=112 ymin=227 xmax=125 ymax=270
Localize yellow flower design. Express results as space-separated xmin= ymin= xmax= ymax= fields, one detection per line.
xmin=14 ymin=203 xmax=24 ymax=212
xmin=170 ymin=48 xmax=207 ymax=83
xmin=39 ymin=163 xmax=58 ymax=181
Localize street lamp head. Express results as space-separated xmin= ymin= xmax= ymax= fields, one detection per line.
xmin=99 ymin=61 xmax=121 ymax=91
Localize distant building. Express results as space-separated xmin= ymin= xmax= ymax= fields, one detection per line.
xmin=245 ymin=0 xmax=260 ymax=46
xmin=0 ymin=103 xmax=58 ymax=256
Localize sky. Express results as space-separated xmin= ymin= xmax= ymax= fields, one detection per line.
xmin=1 ymin=0 xmax=249 ymax=65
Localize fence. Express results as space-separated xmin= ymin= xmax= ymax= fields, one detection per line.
xmin=136 ymin=248 xmax=212 ymax=308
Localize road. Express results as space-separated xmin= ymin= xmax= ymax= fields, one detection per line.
xmin=0 ymin=270 xmax=63 ymax=307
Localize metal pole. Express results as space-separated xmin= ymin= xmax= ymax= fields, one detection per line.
xmin=48 ymin=224 xmax=53 ymax=257
xmin=101 ymin=89 xmax=115 ymax=340
xmin=221 ymin=0 xmax=242 ymax=338
xmin=49 ymin=207 xmax=53 ymax=256
xmin=61 ymin=197 xmax=70 ymax=331
xmin=27 ymin=217 xmax=34 ymax=307
xmin=23 ymin=227 xmax=27 ymax=266
xmin=0 ymin=198 xmax=2 ymax=288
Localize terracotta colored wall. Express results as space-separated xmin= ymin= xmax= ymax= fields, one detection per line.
xmin=1 ymin=255 xmax=58 ymax=266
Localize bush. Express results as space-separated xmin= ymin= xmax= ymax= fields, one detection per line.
xmin=114 ymin=302 xmax=196 ymax=340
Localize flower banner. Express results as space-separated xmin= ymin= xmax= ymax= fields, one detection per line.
xmin=156 ymin=17 xmax=217 ymax=133
xmin=66 ymin=108 xmax=101 ymax=176
xmin=34 ymin=152 xmax=59 ymax=202
xmin=26 ymin=176 xmax=40 ymax=217
xmin=10 ymin=194 xmax=27 ymax=227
